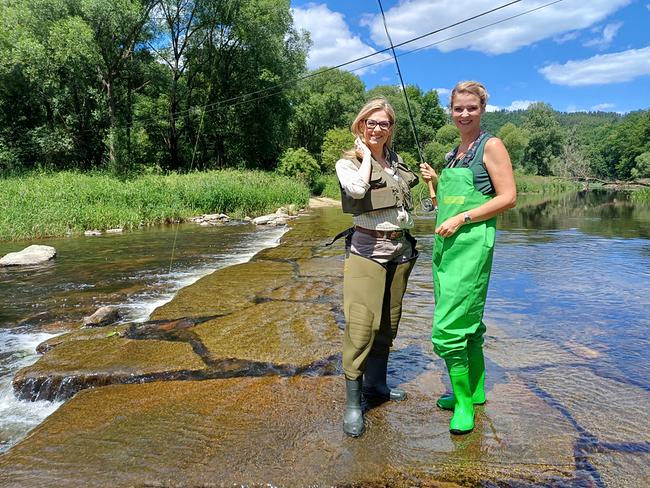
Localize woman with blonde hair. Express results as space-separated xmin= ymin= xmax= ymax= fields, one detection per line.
xmin=420 ymin=81 xmax=516 ymax=434
xmin=335 ymin=98 xmax=419 ymax=437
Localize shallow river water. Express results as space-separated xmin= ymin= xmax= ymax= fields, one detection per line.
xmin=0 ymin=190 xmax=649 ymax=486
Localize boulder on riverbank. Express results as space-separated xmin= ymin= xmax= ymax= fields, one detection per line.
xmin=0 ymin=245 xmax=56 ymax=266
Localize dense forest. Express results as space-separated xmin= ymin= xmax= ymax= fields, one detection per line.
xmin=1 ymin=0 xmax=649 ymax=182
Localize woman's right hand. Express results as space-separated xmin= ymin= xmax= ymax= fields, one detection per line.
xmin=419 ymin=162 xmax=438 ymax=183
xmin=355 ymin=137 xmax=371 ymax=159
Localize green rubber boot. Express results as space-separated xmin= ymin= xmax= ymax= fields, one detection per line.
xmin=437 ymin=344 xmax=486 ymax=410
xmin=343 ymin=378 xmax=365 ymax=437
xmin=446 ymin=361 xmax=474 ymax=435
xmin=363 ymin=349 xmax=406 ymax=401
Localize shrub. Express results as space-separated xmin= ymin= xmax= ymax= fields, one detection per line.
xmin=276 ymin=147 xmax=320 ymax=185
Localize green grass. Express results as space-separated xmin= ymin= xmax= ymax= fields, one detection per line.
xmin=631 ymin=188 xmax=650 ymax=204
xmin=514 ymin=174 xmax=581 ymax=194
xmin=0 ymin=170 xmax=310 ymax=241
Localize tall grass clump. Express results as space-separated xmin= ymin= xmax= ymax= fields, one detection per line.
xmin=515 ymin=174 xmax=581 ymax=194
xmin=0 ymin=170 xmax=310 ymax=241
xmin=631 ymin=188 xmax=650 ymax=204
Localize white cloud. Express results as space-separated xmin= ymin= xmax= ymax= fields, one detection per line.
xmin=291 ymin=4 xmax=390 ymax=74
xmin=583 ymin=22 xmax=623 ymax=48
xmin=363 ymin=0 xmax=631 ymax=55
xmin=507 ymin=100 xmax=536 ymax=111
xmin=554 ymin=31 xmax=579 ymax=44
xmin=591 ymin=103 xmax=616 ymax=111
xmin=540 ymin=46 xmax=650 ymax=86
xmin=485 ymin=100 xmax=537 ymax=112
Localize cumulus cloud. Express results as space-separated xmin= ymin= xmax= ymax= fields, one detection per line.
xmin=506 ymin=100 xmax=537 ymax=111
xmin=591 ymin=103 xmax=616 ymax=111
xmin=362 ymin=0 xmax=631 ymax=55
xmin=583 ymin=22 xmax=623 ymax=48
xmin=540 ymin=46 xmax=650 ymax=85
xmin=485 ymin=100 xmax=537 ymax=112
xmin=291 ymin=4 xmax=390 ymax=74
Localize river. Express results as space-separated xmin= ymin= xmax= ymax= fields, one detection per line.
xmin=0 ymin=190 xmax=649 ymax=485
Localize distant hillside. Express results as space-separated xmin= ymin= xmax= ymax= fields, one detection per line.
xmin=481 ymin=110 xmax=624 ymax=135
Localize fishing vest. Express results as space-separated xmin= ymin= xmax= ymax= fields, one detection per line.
xmin=340 ymin=150 xmax=419 ymax=216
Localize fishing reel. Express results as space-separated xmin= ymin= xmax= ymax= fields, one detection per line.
xmin=420 ymin=197 xmax=437 ymax=213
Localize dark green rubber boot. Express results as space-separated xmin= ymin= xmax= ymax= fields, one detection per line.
xmin=437 ymin=344 xmax=486 ymax=410
xmin=446 ymin=362 xmax=475 ymax=435
xmin=363 ymin=350 xmax=406 ymax=401
xmin=343 ymin=377 xmax=365 ymax=437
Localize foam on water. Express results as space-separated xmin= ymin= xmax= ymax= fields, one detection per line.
xmin=0 ymin=331 xmax=64 ymax=453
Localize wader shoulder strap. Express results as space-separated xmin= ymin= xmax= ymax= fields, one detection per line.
xmin=325 ymin=226 xmax=355 ymax=246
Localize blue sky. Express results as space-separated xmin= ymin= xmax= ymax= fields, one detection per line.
xmin=290 ymin=0 xmax=650 ymax=113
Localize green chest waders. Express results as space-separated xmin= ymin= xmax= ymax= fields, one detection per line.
xmin=431 ymin=167 xmax=496 ymax=434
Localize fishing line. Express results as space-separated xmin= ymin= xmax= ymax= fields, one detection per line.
xmin=377 ymin=0 xmax=437 ymax=213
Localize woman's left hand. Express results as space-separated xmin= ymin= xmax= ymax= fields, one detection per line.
xmin=435 ymin=214 xmax=463 ymax=238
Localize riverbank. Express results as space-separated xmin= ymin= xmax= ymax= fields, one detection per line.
xmin=0 ymin=170 xmax=310 ymax=241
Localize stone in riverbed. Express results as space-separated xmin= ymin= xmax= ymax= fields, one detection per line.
xmin=149 ymin=260 xmax=294 ymax=321
xmin=0 ymin=245 xmax=56 ymax=266
xmin=12 ymin=337 xmax=206 ymax=401
xmin=82 ymin=305 xmax=120 ymax=327
xmin=192 ymin=301 xmax=340 ymax=367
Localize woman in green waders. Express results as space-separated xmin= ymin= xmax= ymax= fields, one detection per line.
xmin=420 ymin=81 xmax=516 ymax=435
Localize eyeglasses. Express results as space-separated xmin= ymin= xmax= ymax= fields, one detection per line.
xmin=365 ymin=119 xmax=392 ymax=130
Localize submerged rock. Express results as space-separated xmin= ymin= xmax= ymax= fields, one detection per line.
xmin=0 ymin=245 xmax=56 ymax=266
xmin=0 ymin=376 xmax=580 ymax=487
xmin=12 ymin=338 xmax=206 ymax=401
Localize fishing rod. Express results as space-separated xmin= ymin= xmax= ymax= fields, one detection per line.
xmin=377 ymin=0 xmax=437 ymax=212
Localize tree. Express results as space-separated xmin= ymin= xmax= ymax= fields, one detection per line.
xmin=497 ymin=122 xmax=529 ymax=169
xmin=320 ymin=127 xmax=354 ymax=174
xmin=80 ymin=0 xmax=157 ymax=172
xmin=552 ymin=128 xmax=591 ymax=183
xmin=288 ymin=68 xmax=364 ymax=160
xmin=148 ymin=0 xmax=205 ymax=170
xmin=187 ymin=0 xmax=309 ymax=170
xmin=522 ymin=102 xmax=564 ymax=175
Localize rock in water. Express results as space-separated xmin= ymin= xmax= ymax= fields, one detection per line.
xmin=0 ymin=245 xmax=56 ymax=266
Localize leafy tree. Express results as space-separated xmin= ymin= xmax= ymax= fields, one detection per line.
xmin=632 ymin=152 xmax=650 ymax=179
xmin=80 ymin=0 xmax=157 ymax=172
xmin=289 ymin=68 xmax=364 ymax=160
xmin=276 ymin=147 xmax=319 ymax=184
xmin=435 ymin=123 xmax=460 ymax=146
xmin=320 ymin=127 xmax=354 ymax=174
xmin=522 ymin=102 xmax=565 ymax=176
xmin=497 ymin=122 xmax=529 ymax=169
xmin=187 ymin=0 xmax=309 ymax=170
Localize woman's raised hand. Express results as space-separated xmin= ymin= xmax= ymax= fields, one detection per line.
xmin=419 ymin=162 xmax=438 ymax=183
xmin=355 ymin=137 xmax=371 ymax=159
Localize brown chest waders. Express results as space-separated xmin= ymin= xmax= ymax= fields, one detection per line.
xmin=341 ymin=234 xmax=418 ymax=437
